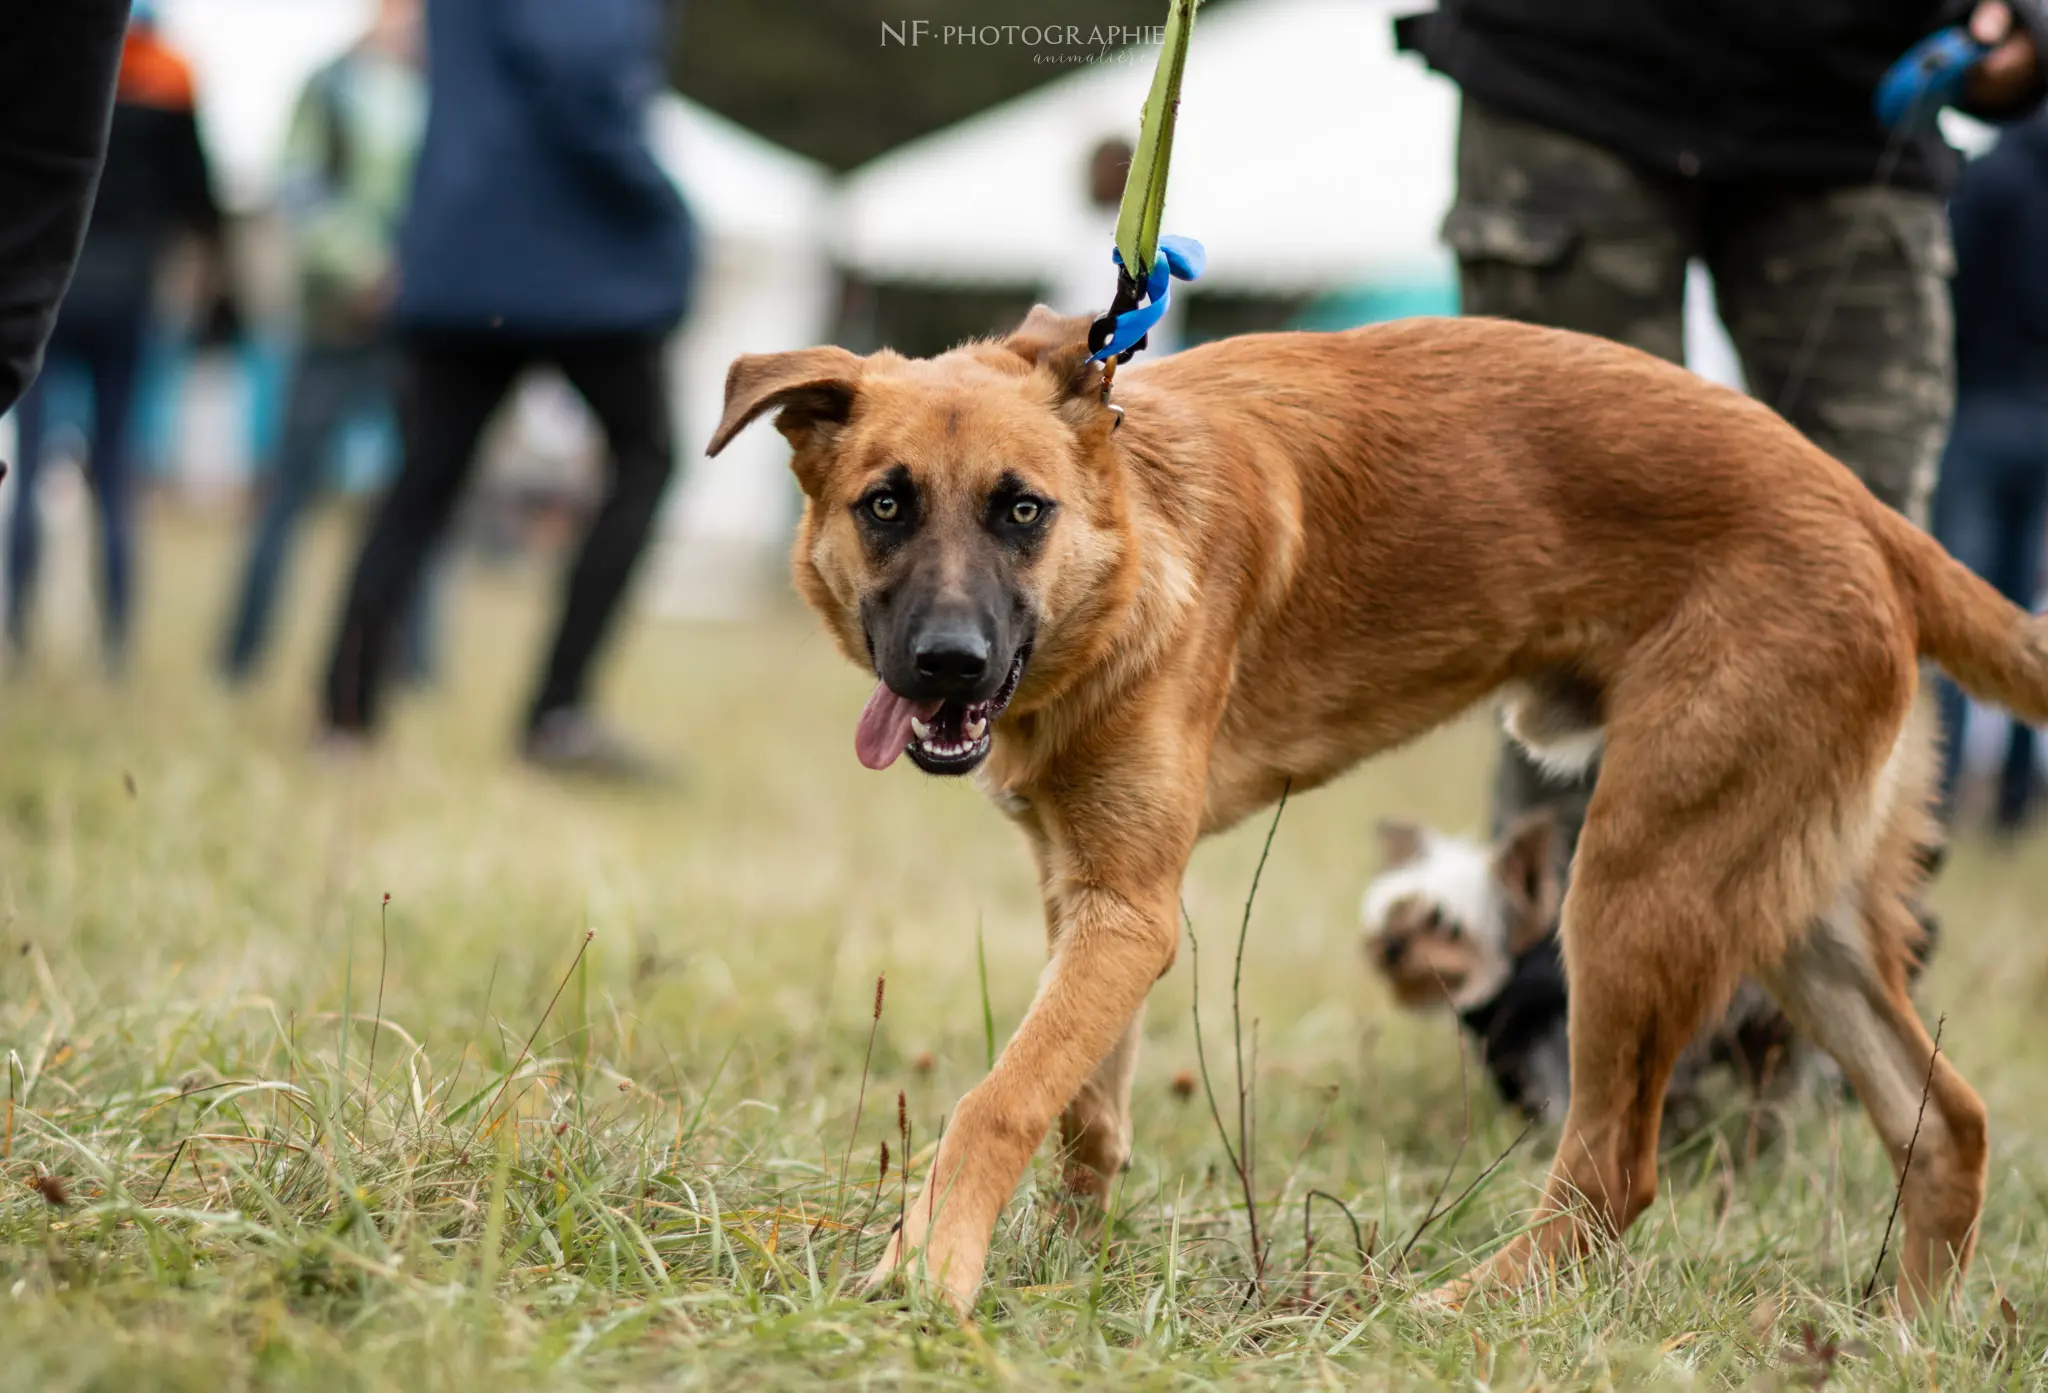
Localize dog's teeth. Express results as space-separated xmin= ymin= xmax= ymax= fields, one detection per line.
xmin=910 ymin=717 xmax=931 ymax=741
xmin=965 ymin=718 xmax=987 ymax=740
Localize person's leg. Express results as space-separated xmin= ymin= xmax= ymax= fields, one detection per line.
xmin=1446 ymin=96 xmax=1696 ymax=851
xmin=1926 ymin=409 xmax=1999 ymax=823
xmin=6 ymin=363 xmax=53 ymax=654
xmin=320 ymin=338 xmax=520 ymax=733
xmin=1984 ymin=403 xmax=2048 ymax=830
xmin=528 ymin=334 xmax=677 ymax=734
xmin=397 ymin=551 xmax=444 ymax=687
xmin=79 ymin=302 xmax=147 ymax=670
xmin=223 ymin=341 xmax=361 ymax=679
xmin=1710 ymin=186 xmax=1952 ymax=526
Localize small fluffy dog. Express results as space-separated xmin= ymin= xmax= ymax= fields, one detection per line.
xmin=1363 ymin=812 xmax=1827 ymax=1135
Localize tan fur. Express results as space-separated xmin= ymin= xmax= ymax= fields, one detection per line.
xmin=709 ymin=313 xmax=2018 ymax=1317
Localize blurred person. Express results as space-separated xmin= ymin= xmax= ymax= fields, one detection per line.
xmin=0 ymin=0 xmax=130 ymax=415
xmin=1394 ymin=1 xmax=2044 ymax=854
xmin=318 ymin=0 xmax=696 ymax=777
xmin=8 ymin=0 xmax=238 ymax=673
xmin=219 ymin=0 xmax=431 ymax=685
xmin=1932 ymin=108 xmax=2048 ymax=834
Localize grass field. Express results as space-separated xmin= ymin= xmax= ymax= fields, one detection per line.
xmin=5 ymin=512 xmax=2048 ymax=1390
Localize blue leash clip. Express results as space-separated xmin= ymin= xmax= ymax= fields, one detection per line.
xmin=1875 ymin=1 xmax=2048 ymax=133
xmin=1875 ymin=28 xmax=1988 ymax=132
xmin=1086 ymin=235 xmax=1206 ymax=364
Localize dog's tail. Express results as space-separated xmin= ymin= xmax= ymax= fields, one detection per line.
xmin=1877 ymin=504 xmax=2048 ymax=723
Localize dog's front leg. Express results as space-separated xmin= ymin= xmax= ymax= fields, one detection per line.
xmin=1059 ymin=1003 xmax=1145 ymax=1203
xmin=867 ymin=875 xmax=1183 ymax=1315
xmin=1025 ymin=825 xmax=1149 ymax=1206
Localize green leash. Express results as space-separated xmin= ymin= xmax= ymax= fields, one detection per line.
xmin=1115 ymin=0 xmax=1198 ymax=290
xmin=1088 ymin=0 xmax=1207 ymax=396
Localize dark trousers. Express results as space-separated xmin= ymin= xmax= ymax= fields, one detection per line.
xmin=222 ymin=337 xmax=437 ymax=681
xmin=1931 ymin=395 xmax=2048 ymax=830
xmin=321 ymin=332 xmax=675 ymax=735
xmin=7 ymin=296 xmax=149 ymax=662
xmin=1448 ymin=98 xmax=1956 ymax=848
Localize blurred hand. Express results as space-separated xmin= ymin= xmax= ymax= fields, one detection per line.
xmin=1965 ymin=1 xmax=2043 ymax=108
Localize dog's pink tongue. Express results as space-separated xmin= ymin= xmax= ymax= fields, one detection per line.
xmin=855 ymin=683 xmax=943 ymax=771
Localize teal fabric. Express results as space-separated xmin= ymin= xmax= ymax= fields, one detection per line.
xmin=1287 ymin=280 xmax=1459 ymax=332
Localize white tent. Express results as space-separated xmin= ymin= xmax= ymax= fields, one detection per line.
xmin=161 ymin=0 xmax=376 ymax=214
xmin=835 ymin=0 xmax=1458 ymax=297
xmin=646 ymin=96 xmax=834 ymax=620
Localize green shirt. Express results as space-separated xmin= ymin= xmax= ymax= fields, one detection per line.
xmin=280 ymin=49 xmax=424 ymax=337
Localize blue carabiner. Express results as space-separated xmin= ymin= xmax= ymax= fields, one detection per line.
xmin=1088 ymin=235 xmax=1207 ymax=363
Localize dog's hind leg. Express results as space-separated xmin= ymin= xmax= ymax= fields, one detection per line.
xmin=1756 ymin=887 xmax=1987 ymax=1314
xmin=1432 ymin=835 xmax=1746 ymax=1304
xmin=1059 ymin=1003 xmax=1145 ymax=1201
xmin=1435 ymin=609 xmax=1919 ymax=1307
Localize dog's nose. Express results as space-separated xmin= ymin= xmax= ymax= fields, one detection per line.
xmin=913 ymin=625 xmax=990 ymax=689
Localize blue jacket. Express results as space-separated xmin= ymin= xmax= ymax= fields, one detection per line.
xmin=397 ymin=0 xmax=696 ymax=336
xmin=1950 ymin=114 xmax=2048 ymax=401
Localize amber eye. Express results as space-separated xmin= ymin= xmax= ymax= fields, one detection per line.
xmin=1009 ymin=499 xmax=1042 ymax=526
xmin=868 ymin=493 xmax=900 ymax=522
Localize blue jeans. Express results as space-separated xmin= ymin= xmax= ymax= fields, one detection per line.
xmin=1931 ymin=393 xmax=2048 ymax=829
xmin=221 ymin=337 xmax=439 ymax=682
xmin=8 ymin=296 xmax=148 ymax=665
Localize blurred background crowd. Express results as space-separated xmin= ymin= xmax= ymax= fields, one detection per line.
xmin=2 ymin=0 xmax=2044 ymax=826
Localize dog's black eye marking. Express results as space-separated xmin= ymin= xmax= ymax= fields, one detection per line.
xmin=987 ymin=471 xmax=1055 ymax=545
xmin=1424 ymin=906 xmax=1444 ymax=932
xmin=853 ymin=465 xmax=918 ymax=548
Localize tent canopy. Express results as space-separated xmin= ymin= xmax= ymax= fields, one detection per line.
xmin=833 ymin=0 xmax=1458 ymax=294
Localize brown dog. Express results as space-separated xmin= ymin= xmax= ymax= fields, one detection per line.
xmin=709 ymin=310 xmax=2032 ymax=1316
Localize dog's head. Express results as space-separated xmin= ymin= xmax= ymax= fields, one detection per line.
xmin=1361 ymin=812 xmax=1561 ymax=1012
xmin=706 ymin=308 xmax=1133 ymax=777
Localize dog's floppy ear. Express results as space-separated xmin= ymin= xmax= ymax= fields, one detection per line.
xmin=707 ymin=346 xmax=864 ymax=459
xmin=1003 ymin=305 xmax=1106 ymax=406
xmin=1375 ymin=819 xmax=1428 ymax=869
xmin=1493 ymin=811 xmax=1562 ymax=955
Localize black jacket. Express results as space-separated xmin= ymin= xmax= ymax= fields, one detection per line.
xmin=1950 ymin=113 xmax=2048 ymax=397
xmin=0 ymin=0 xmax=128 ymax=412
xmin=1395 ymin=0 xmax=2041 ymax=192
xmin=65 ymin=24 xmax=226 ymax=317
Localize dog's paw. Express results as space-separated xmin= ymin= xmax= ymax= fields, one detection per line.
xmin=1415 ymin=1278 xmax=1470 ymax=1314
xmin=863 ymin=1216 xmax=983 ymax=1319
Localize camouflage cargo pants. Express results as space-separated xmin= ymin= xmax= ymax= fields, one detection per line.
xmin=1448 ymin=97 xmax=1957 ymax=848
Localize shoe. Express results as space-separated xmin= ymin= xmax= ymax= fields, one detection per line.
xmin=521 ymin=709 xmax=677 ymax=785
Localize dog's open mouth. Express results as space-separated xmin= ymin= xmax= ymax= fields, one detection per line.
xmin=854 ymin=645 xmax=1030 ymax=776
